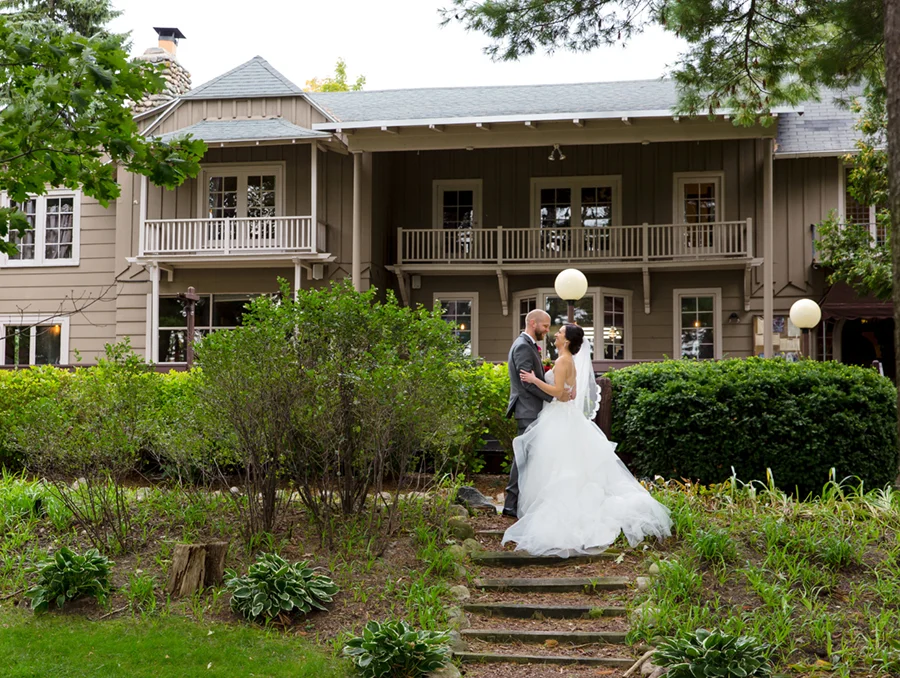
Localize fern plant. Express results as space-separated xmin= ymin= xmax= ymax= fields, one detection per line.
xmin=343 ymin=619 xmax=451 ymax=678
xmin=654 ymin=628 xmax=772 ymax=678
xmin=225 ymin=553 xmax=339 ymax=621
xmin=26 ymin=547 xmax=113 ymax=613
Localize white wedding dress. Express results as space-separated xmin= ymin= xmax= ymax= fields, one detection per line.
xmin=502 ymin=347 xmax=672 ymax=557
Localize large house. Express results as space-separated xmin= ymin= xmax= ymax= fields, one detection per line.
xmin=1 ymin=30 xmax=890 ymax=377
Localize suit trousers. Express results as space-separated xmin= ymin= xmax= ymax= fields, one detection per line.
xmin=503 ymin=418 xmax=536 ymax=517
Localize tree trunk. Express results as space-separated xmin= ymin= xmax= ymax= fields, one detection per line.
xmin=887 ymin=0 xmax=900 ymax=470
xmin=164 ymin=542 xmax=229 ymax=597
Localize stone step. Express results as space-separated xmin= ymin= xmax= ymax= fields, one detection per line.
xmin=462 ymin=629 xmax=628 ymax=645
xmin=470 ymin=551 xmax=616 ymax=567
xmin=473 ymin=576 xmax=629 ymax=592
xmin=453 ymin=651 xmax=635 ymax=667
xmin=463 ymin=602 xmax=626 ymax=619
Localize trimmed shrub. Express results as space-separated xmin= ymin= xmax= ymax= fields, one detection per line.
xmin=609 ymin=358 xmax=898 ymax=496
xmin=0 ymin=366 xmax=68 ymax=469
xmin=454 ymin=362 xmax=516 ymax=473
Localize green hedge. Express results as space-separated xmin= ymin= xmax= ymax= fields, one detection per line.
xmin=608 ymin=358 xmax=899 ymax=495
xmin=0 ymin=366 xmax=69 ymax=468
xmin=455 ymin=362 xmax=516 ymax=473
xmin=0 ymin=362 xmax=199 ymax=474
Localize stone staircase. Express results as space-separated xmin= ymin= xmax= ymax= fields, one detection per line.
xmin=450 ymin=525 xmax=652 ymax=676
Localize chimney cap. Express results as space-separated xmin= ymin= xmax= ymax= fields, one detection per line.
xmin=153 ymin=27 xmax=186 ymax=41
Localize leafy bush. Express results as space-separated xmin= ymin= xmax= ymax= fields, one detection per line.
xmin=16 ymin=341 xmax=163 ymax=552
xmin=225 ymin=553 xmax=339 ymax=622
xmin=196 ymin=281 xmax=472 ymax=543
xmin=453 ymin=362 xmax=516 ymax=473
xmin=342 ymin=619 xmax=451 ymax=678
xmin=26 ymin=546 xmax=113 ymax=613
xmin=0 ymin=365 xmax=68 ymax=469
xmin=654 ymin=628 xmax=772 ymax=678
xmin=609 ymin=358 xmax=898 ymax=496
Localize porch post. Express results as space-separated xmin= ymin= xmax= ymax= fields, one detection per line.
xmin=310 ymin=144 xmax=318 ymax=245
xmin=138 ymin=174 xmax=148 ymax=256
xmin=763 ymin=138 xmax=774 ymax=358
xmin=293 ymin=257 xmax=302 ymax=300
xmin=149 ymin=262 xmax=160 ymax=364
xmin=352 ymin=152 xmax=362 ymax=291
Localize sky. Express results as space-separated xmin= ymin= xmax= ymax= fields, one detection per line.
xmin=108 ymin=0 xmax=686 ymax=92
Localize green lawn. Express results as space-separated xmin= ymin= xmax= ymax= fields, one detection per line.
xmin=0 ymin=607 xmax=348 ymax=678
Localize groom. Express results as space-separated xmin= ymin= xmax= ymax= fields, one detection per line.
xmin=503 ymin=309 xmax=571 ymax=518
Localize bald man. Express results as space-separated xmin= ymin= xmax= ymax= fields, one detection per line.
xmin=503 ymin=309 xmax=570 ymax=518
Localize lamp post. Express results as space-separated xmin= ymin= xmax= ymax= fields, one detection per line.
xmin=789 ymin=298 xmax=822 ymax=359
xmin=177 ymin=286 xmax=200 ymax=368
xmin=554 ymin=268 xmax=588 ymax=324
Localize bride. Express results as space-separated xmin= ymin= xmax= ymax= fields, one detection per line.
xmin=501 ymin=324 xmax=672 ymax=558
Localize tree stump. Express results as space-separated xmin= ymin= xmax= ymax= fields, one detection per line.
xmin=164 ymin=541 xmax=229 ymax=597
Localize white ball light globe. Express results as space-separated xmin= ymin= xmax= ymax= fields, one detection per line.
xmin=789 ymin=298 xmax=822 ymax=330
xmin=554 ymin=268 xmax=588 ymax=301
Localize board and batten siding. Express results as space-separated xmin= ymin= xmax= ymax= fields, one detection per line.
xmin=381 ymin=140 xmax=766 ymax=233
xmin=142 ymin=96 xmax=330 ymax=137
xmin=412 ymin=269 xmax=749 ymax=363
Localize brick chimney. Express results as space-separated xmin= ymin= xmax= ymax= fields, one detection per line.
xmin=133 ymin=27 xmax=191 ymax=115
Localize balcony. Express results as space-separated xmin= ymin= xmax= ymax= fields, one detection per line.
xmin=396 ymin=220 xmax=754 ymax=269
xmin=140 ymin=216 xmax=327 ymax=259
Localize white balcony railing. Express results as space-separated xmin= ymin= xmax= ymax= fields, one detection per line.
xmin=397 ymin=220 xmax=753 ymax=265
xmin=141 ymin=216 xmax=324 ymax=256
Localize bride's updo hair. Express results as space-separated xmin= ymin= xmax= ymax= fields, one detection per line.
xmin=563 ymin=324 xmax=585 ymax=355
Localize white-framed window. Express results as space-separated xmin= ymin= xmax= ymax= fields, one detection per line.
xmin=197 ymin=163 xmax=285 ymax=220
xmin=433 ymin=180 xmax=482 ymax=230
xmin=530 ymin=176 xmax=622 ymax=257
xmin=673 ymin=172 xmax=725 ymax=250
xmin=433 ymin=293 xmax=478 ymax=357
xmin=530 ymin=176 xmax=622 ymax=230
xmin=673 ymin=288 xmax=722 ymax=359
xmin=1 ymin=190 xmax=81 ymax=267
xmin=512 ymin=287 xmax=633 ymax=361
xmin=0 ymin=315 xmax=70 ymax=365
xmin=158 ymin=293 xmax=256 ymax=363
xmin=839 ymin=164 xmax=886 ymax=246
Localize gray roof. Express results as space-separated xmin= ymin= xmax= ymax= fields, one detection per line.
xmin=308 ymin=79 xmax=683 ymax=125
xmin=175 ymin=55 xmax=863 ymax=156
xmin=775 ymin=93 xmax=862 ymax=156
xmin=182 ymin=56 xmax=302 ymax=99
xmin=158 ymin=118 xmax=329 ymax=143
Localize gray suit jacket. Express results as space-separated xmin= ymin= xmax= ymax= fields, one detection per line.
xmin=506 ymin=333 xmax=553 ymax=421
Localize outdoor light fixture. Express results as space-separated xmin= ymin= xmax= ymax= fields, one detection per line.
xmin=728 ymin=312 xmax=740 ymax=324
xmin=548 ymin=144 xmax=566 ymax=161
xmin=554 ymin=268 xmax=588 ymax=324
xmin=789 ymin=298 xmax=822 ymax=358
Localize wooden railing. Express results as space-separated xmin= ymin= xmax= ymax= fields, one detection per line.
xmin=141 ymin=216 xmax=322 ymax=256
xmin=398 ymin=219 xmax=753 ymax=265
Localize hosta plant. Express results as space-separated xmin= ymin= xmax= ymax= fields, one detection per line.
xmin=343 ymin=620 xmax=451 ymax=678
xmin=26 ymin=547 xmax=113 ymax=613
xmin=225 ymin=552 xmax=339 ymax=622
xmin=654 ymin=628 xmax=772 ymax=678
